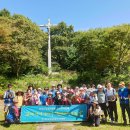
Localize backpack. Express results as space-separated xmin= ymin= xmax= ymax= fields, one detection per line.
xmin=106 ymin=88 xmax=117 ymax=101
xmin=97 ymin=89 xmax=107 ymax=102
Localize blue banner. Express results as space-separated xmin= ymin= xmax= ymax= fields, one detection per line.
xmin=20 ymin=104 xmax=87 ymax=122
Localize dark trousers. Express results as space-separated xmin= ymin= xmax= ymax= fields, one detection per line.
xmin=120 ymin=103 xmax=130 ymax=123
xmin=108 ymin=101 xmax=118 ymax=121
xmin=99 ymin=103 xmax=108 ymax=118
xmin=90 ymin=114 xmax=100 ymax=126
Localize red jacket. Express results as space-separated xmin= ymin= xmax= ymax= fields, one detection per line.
xmin=46 ymin=97 xmax=54 ymax=105
xmin=72 ymin=96 xmax=82 ymax=104
xmin=62 ymin=98 xmax=70 ymax=105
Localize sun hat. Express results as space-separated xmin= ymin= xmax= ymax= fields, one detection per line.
xmin=16 ymin=90 xmax=24 ymax=95
xmin=38 ymin=87 xmax=42 ymax=90
xmin=97 ymin=84 xmax=103 ymax=89
xmin=119 ymin=81 xmax=125 ymax=86
xmin=56 ymin=91 xmax=60 ymax=94
xmin=79 ymin=87 xmax=84 ymax=91
xmin=44 ymin=87 xmax=49 ymax=90
xmin=52 ymin=84 xmax=56 ymax=87
xmin=48 ymin=92 xmax=53 ymax=95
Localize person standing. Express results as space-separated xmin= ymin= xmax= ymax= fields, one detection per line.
xmin=118 ymin=81 xmax=130 ymax=125
xmin=14 ymin=90 xmax=24 ymax=116
xmin=50 ymin=85 xmax=57 ymax=98
xmin=3 ymin=84 xmax=15 ymax=120
xmin=96 ymin=84 xmax=108 ymax=122
xmin=23 ymin=89 xmax=32 ymax=106
xmin=106 ymin=82 xmax=118 ymax=123
xmin=128 ymin=83 xmax=130 ymax=108
xmin=57 ymin=84 xmax=62 ymax=93
xmin=54 ymin=91 xmax=62 ymax=105
xmin=46 ymin=92 xmax=54 ymax=105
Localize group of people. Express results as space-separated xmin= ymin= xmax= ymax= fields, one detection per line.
xmin=3 ymin=81 xmax=130 ymax=126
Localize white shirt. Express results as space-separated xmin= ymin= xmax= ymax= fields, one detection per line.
xmin=106 ymin=87 xmax=116 ymax=96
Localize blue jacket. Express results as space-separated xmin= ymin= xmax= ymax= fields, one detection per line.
xmin=118 ymin=87 xmax=129 ymax=104
xmin=50 ymin=90 xmax=57 ymax=98
xmin=40 ymin=94 xmax=47 ymax=105
xmin=3 ymin=90 xmax=15 ymax=105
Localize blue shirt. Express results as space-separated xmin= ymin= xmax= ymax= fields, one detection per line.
xmin=57 ymin=88 xmax=62 ymax=93
xmin=50 ymin=89 xmax=57 ymax=98
xmin=3 ymin=90 xmax=15 ymax=106
xmin=118 ymin=87 xmax=129 ymax=104
xmin=40 ymin=94 xmax=47 ymax=105
xmin=6 ymin=106 xmax=16 ymax=122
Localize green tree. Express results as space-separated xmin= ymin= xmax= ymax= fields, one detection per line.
xmin=0 ymin=8 xmax=10 ymax=17
xmin=42 ymin=22 xmax=75 ymax=70
xmin=0 ymin=11 xmax=46 ymax=77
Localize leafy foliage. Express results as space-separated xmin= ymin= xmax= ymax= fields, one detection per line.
xmin=0 ymin=10 xmax=46 ymax=77
xmin=1 ymin=9 xmax=130 ymax=85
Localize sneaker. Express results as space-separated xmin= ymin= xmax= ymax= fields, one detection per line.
xmin=111 ymin=120 xmax=114 ymax=124
xmin=92 ymin=123 xmax=95 ymax=126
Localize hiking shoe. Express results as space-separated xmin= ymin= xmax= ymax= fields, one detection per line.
xmin=92 ymin=123 xmax=95 ymax=126
xmin=111 ymin=120 xmax=114 ymax=123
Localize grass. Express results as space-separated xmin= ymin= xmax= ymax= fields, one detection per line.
xmin=0 ymin=71 xmax=78 ymax=94
xmin=0 ymin=100 xmax=130 ymax=130
xmin=0 ymin=123 xmax=37 ymax=130
xmin=0 ymin=72 xmax=130 ymax=130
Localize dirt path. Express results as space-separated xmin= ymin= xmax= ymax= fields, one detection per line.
xmin=0 ymin=100 xmax=3 ymax=111
xmin=37 ymin=124 xmax=55 ymax=130
xmin=37 ymin=123 xmax=76 ymax=130
xmin=0 ymin=100 xmax=77 ymax=130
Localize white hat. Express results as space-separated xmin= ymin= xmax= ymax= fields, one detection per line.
xmin=63 ymin=92 xmax=68 ymax=96
xmin=38 ymin=88 xmax=42 ymax=90
xmin=48 ymin=92 xmax=53 ymax=95
xmin=97 ymin=84 xmax=103 ymax=89
xmin=79 ymin=87 xmax=84 ymax=91
xmin=56 ymin=91 xmax=60 ymax=94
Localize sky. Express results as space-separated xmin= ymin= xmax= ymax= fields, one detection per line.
xmin=0 ymin=0 xmax=130 ymax=31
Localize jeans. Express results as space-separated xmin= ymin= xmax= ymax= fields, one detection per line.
xmin=90 ymin=114 xmax=100 ymax=126
xmin=120 ymin=103 xmax=130 ymax=123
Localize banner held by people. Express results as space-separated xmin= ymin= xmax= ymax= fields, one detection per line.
xmin=20 ymin=104 xmax=87 ymax=122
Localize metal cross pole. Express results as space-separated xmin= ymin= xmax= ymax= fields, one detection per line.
xmin=39 ymin=19 xmax=55 ymax=75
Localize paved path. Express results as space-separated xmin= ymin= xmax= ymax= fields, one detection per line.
xmin=0 ymin=100 xmax=3 ymax=110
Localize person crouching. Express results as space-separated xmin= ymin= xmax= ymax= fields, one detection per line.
xmin=89 ymin=101 xmax=103 ymax=127
xmin=5 ymin=99 xmax=19 ymax=124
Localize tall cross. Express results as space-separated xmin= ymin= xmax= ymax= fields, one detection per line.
xmin=39 ymin=19 xmax=55 ymax=75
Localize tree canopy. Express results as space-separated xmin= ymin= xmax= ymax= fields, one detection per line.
xmin=0 ymin=9 xmax=47 ymax=77
xmin=1 ymin=9 xmax=130 ymax=84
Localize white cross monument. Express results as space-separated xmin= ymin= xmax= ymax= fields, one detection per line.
xmin=39 ymin=19 xmax=55 ymax=75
